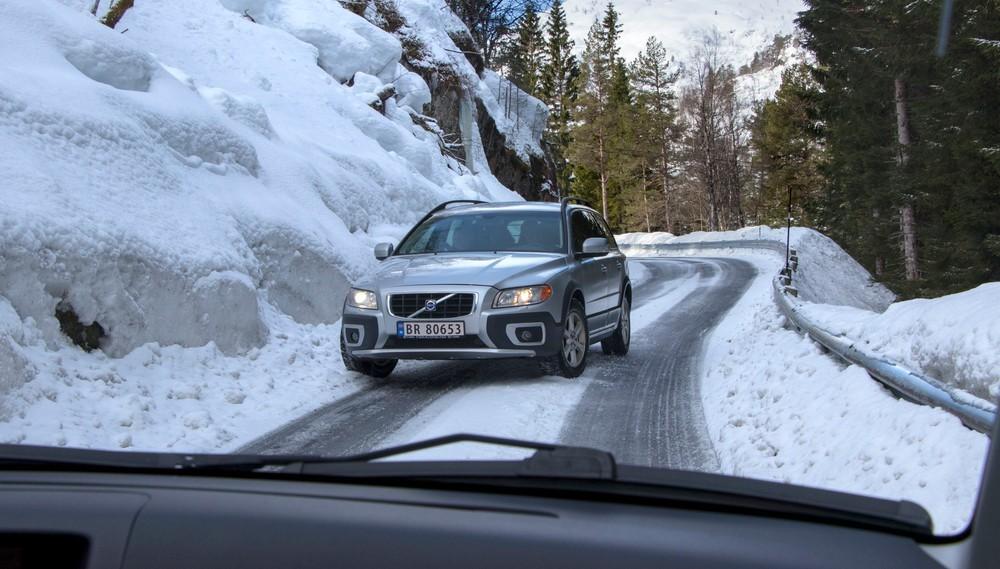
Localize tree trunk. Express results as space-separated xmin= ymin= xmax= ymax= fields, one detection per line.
xmin=100 ymin=0 xmax=133 ymax=29
xmin=872 ymin=209 xmax=885 ymax=277
xmin=641 ymin=161 xmax=651 ymax=233
xmin=660 ymin=151 xmax=671 ymax=232
xmin=597 ymin=135 xmax=609 ymax=219
xmin=894 ymin=77 xmax=919 ymax=281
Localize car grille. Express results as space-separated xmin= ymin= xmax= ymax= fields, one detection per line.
xmin=382 ymin=336 xmax=487 ymax=349
xmin=389 ymin=293 xmax=476 ymax=319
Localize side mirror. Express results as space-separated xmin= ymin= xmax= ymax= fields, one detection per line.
xmin=580 ymin=237 xmax=609 ymax=257
xmin=374 ymin=242 xmax=394 ymax=261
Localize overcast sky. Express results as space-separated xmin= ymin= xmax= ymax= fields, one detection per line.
xmin=559 ymin=0 xmax=806 ymax=66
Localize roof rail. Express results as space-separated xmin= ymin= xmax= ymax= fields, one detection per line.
xmin=560 ymin=196 xmax=595 ymax=210
xmin=430 ymin=200 xmax=487 ymax=214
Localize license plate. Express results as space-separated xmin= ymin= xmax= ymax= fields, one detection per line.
xmin=396 ymin=321 xmax=465 ymax=338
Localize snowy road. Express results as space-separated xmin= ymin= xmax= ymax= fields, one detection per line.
xmin=241 ymin=258 xmax=756 ymax=467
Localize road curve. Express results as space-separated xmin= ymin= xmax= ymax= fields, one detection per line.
xmin=559 ymin=258 xmax=755 ymax=470
xmin=240 ymin=258 xmax=755 ymax=466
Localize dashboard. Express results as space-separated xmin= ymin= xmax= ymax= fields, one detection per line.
xmin=0 ymin=469 xmax=948 ymax=568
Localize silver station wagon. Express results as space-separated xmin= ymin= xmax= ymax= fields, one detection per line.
xmin=340 ymin=198 xmax=631 ymax=378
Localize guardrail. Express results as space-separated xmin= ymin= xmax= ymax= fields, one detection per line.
xmin=622 ymin=240 xmax=997 ymax=435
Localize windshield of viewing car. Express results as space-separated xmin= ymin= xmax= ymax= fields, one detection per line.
xmin=1 ymin=0 xmax=997 ymax=542
xmin=395 ymin=211 xmax=564 ymax=255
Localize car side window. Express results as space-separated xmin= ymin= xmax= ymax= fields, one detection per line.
xmin=571 ymin=210 xmax=602 ymax=253
xmin=588 ymin=212 xmax=618 ymax=251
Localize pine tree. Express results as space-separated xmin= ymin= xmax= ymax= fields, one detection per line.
xmin=749 ymin=64 xmax=826 ymax=228
xmin=539 ymin=0 xmax=579 ymax=195
xmin=567 ymin=2 xmax=623 ymax=219
xmin=506 ymin=1 xmax=545 ymax=95
xmin=631 ymin=37 xmax=681 ymax=231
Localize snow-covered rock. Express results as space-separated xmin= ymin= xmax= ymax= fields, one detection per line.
xmin=0 ymin=0 xmax=540 ymax=417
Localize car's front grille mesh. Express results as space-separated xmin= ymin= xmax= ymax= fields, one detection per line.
xmin=389 ymin=293 xmax=475 ymax=319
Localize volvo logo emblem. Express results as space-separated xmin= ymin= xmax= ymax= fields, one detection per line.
xmin=424 ymin=299 xmax=438 ymax=312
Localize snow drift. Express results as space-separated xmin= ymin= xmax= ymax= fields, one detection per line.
xmin=800 ymin=284 xmax=1000 ymax=401
xmin=0 ymin=0 xmax=526 ymax=372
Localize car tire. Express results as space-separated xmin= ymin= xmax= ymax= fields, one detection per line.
xmin=340 ymin=334 xmax=397 ymax=378
xmin=539 ymin=299 xmax=588 ymax=378
xmin=601 ymin=296 xmax=630 ymax=356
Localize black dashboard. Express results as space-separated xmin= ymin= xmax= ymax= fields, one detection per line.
xmin=0 ymin=470 xmax=947 ymax=569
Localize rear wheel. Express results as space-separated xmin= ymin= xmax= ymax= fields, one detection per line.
xmin=601 ymin=296 xmax=630 ymax=356
xmin=539 ymin=299 xmax=588 ymax=378
xmin=340 ymin=334 xmax=397 ymax=378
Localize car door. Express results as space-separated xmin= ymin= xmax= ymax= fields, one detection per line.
xmin=570 ymin=209 xmax=608 ymax=333
xmin=589 ymin=211 xmax=625 ymax=315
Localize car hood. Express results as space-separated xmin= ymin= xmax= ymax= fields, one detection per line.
xmin=372 ymin=252 xmax=568 ymax=289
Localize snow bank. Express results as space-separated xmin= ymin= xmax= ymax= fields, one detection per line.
xmin=0 ymin=303 xmax=364 ymax=451
xmin=700 ymin=256 xmax=988 ymax=535
xmin=800 ymin=284 xmax=1000 ymax=402
xmin=618 ymin=226 xmax=894 ymax=311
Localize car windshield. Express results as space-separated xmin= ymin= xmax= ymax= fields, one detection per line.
xmin=1 ymin=0 xmax=996 ymax=541
xmin=396 ymin=210 xmax=564 ymax=254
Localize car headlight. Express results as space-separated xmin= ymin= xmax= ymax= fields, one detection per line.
xmin=347 ymin=288 xmax=378 ymax=310
xmin=493 ymin=285 xmax=553 ymax=308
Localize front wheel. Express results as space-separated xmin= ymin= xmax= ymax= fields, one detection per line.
xmin=601 ymin=296 xmax=630 ymax=356
xmin=340 ymin=334 xmax=397 ymax=378
xmin=539 ymin=300 xmax=588 ymax=378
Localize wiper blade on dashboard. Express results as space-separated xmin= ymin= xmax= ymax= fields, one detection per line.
xmin=0 ymin=434 xmax=614 ymax=477
xmin=0 ymin=434 xmax=932 ymax=537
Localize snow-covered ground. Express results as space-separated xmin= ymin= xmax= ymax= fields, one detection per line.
xmin=698 ymin=254 xmax=989 ymax=535
xmin=0 ymin=299 xmax=362 ymax=451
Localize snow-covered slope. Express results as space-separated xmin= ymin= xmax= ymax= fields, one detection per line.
xmin=0 ymin=0 xmax=527 ymax=368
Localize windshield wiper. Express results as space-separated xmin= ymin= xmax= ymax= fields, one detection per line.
xmin=0 ymin=434 xmax=613 ymax=477
xmin=0 ymin=434 xmax=932 ymax=537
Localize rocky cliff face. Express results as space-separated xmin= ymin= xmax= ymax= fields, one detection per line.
xmin=360 ymin=0 xmax=555 ymax=201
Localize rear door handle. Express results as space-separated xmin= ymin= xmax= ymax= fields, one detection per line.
xmin=601 ymin=265 xmax=608 ymax=273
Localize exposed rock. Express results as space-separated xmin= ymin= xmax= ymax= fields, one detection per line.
xmin=475 ymin=99 xmax=556 ymax=201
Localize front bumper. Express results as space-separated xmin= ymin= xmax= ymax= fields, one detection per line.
xmin=342 ymin=285 xmax=562 ymax=361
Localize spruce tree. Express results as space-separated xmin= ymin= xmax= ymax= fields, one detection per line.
xmin=507 ymin=1 xmax=545 ymax=95
xmin=540 ymin=0 xmax=579 ymax=194
xmin=567 ymin=2 xmax=624 ymax=219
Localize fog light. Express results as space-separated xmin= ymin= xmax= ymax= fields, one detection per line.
xmin=349 ymin=330 xmax=360 ymax=343
xmin=520 ymin=330 xmax=532 ymax=341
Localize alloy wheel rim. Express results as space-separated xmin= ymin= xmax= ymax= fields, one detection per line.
xmin=563 ymin=312 xmax=586 ymax=367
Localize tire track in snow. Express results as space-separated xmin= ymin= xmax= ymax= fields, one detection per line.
xmin=558 ymin=258 xmax=756 ymax=471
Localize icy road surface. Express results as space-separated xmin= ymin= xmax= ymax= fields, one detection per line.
xmin=241 ymin=258 xmax=753 ymax=470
